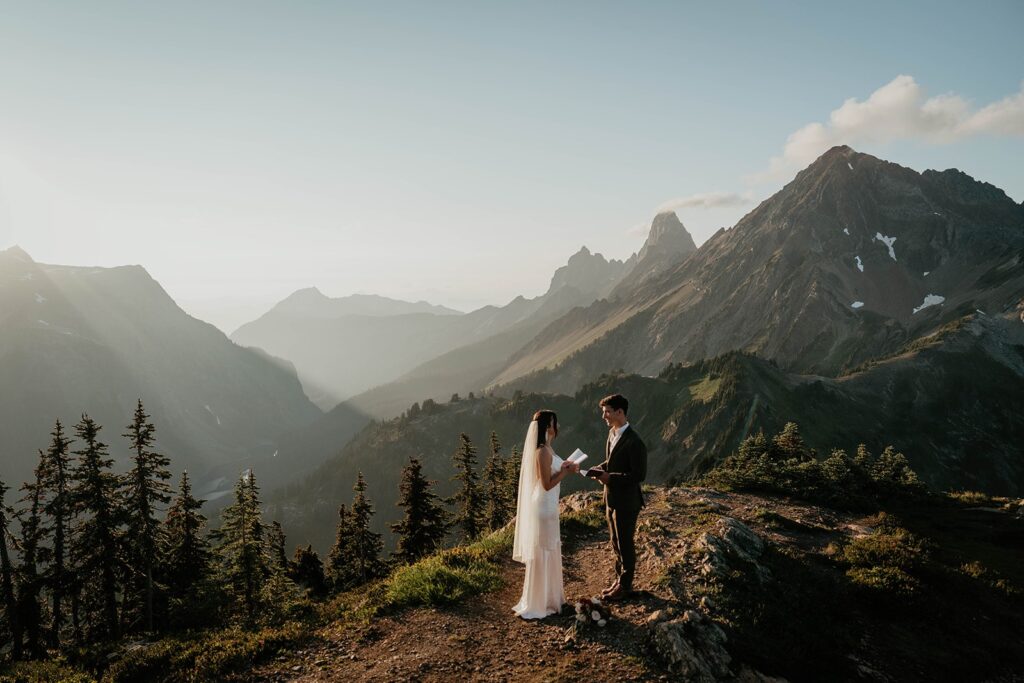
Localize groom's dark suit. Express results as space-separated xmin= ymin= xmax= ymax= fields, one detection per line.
xmin=595 ymin=424 xmax=647 ymax=592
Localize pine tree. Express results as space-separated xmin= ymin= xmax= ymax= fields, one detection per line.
xmin=212 ymin=470 xmax=268 ymax=623
xmin=448 ymin=433 xmax=484 ymax=540
xmin=16 ymin=464 xmax=46 ymax=658
xmin=504 ymin=445 xmax=521 ymax=505
xmin=483 ymin=432 xmax=513 ymax=532
xmin=267 ymin=521 xmax=289 ymax=575
xmin=161 ymin=471 xmax=212 ymax=627
xmin=871 ymin=446 xmax=923 ymax=493
xmin=391 ymin=457 xmax=447 ymax=564
xmin=39 ymin=419 xmax=72 ymax=647
xmin=348 ymin=473 xmax=384 ymax=586
xmin=122 ymin=399 xmax=172 ymax=633
xmin=326 ymin=503 xmax=353 ymax=589
xmin=290 ymin=545 xmax=326 ymax=596
xmin=0 ymin=478 xmax=22 ymax=661
xmin=69 ymin=414 xmax=122 ymax=642
xmin=771 ymin=422 xmax=812 ymax=462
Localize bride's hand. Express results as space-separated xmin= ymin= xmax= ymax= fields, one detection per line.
xmin=560 ymin=461 xmax=576 ymax=473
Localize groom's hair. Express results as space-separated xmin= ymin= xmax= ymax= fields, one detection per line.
xmin=599 ymin=394 xmax=628 ymax=415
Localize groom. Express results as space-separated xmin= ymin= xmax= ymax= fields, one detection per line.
xmin=589 ymin=393 xmax=647 ymax=601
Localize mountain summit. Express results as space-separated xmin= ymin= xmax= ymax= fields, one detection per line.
xmin=490 ymin=145 xmax=1024 ymax=389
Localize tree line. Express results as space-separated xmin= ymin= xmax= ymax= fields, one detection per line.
xmin=0 ymin=402 xmax=521 ymax=664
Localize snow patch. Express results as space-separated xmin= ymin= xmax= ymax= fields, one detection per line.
xmin=851 ymin=301 xmax=864 ymax=309
xmin=847 ymin=162 xmax=854 ymax=170
xmin=855 ymin=255 xmax=864 ymax=272
xmin=843 ymin=227 xmax=850 ymax=235
xmin=37 ymin=319 xmax=49 ymax=326
xmin=272 ymin=450 xmax=279 ymax=458
xmin=203 ymin=404 xmax=222 ymax=426
xmin=912 ymin=294 xmax=945 ymax=315
xmin=34 ymin=293 xmax=46 ymax=303
xmin=875 ymin=232 xmax=897 ymax=261
xmin=923 ymin=271 xmax=930 ymax=277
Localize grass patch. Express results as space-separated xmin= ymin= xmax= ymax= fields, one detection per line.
xmin=687 ymin=375 xmax=722 ymax=402
xmin=946 ymin=490 xmax=993 ymax=505
xmin=380 ymin=527 xmax=512 ymax=611
xmin=101 ymin=621 xmax=309 ymax=683
xmin=0 ymin=661 xmax=96 ymax=683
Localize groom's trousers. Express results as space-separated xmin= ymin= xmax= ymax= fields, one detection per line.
xmin=606 ymin=505 xmax=639 ymax=591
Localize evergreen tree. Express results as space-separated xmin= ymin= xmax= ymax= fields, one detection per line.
xmin=0 ymin=478 xmax=22 ymax=661
xmin=69 ymin=414 xmax=122 ymax=642
xmin=290 ymin=545 xmax=326 ymax=596
xmin=212 ymin=470 xmax=267 ymax=623
xmin=267 ymin=521 xmax=289 ymax=575
xmin=122 ymin=399 xmax=172 ymax=633
xmin=770 ymin=422 xmax=813 ymax=462
xmin=348 ymin=473 xmax=384 ymax=586
xmin=448 ymin=433 xmax=484 ymax=540
xmin=483 ymin=432 xmax=514 ymax=532
xmin=39 ymin=419 xmax=72 ymax=647
xmin=504 ymin=445 xmax=521 ymax=506
xmin=391 ymin=457 xmax=447 ymax=564
xmin=871 ymin=446 xmax=923 ymax=493
xmin=325 ymin=504 xmax=353 ymax=589
xmin=16 ymin=464 xmax=46 ymax=658
xmin=161 ymin=471 xmax=212 ymax=628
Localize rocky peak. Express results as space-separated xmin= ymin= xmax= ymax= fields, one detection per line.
xmin=637 ymin=211 xmax=697 ymax=264
xmin=1 ymin=245 xmax=34 ymax=263
xmin=546 ymin=245 xmax=629 ymax=298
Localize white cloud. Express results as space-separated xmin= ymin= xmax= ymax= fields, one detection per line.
xmin=759 ymin=76 xmax=1024 ymax=179
xmin=655 ymin=192 xmax=753 ymax=212
xmin=626 ymin=223 xmax=650 ymax=237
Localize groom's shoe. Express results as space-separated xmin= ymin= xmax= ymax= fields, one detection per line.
xmin=603 ymin=585 xmax=630 ymax=602
xmin=600 ymin=581 xmax=620 ymax=598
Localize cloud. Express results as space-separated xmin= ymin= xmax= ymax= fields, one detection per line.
xmin=758 ymin=76 xmax=1024 ymax=180
xmin=655 ymin=192 xmax=753 ymax=213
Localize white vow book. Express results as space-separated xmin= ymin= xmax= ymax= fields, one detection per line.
xmin=567 ymin=448 xmax=589 ymax=475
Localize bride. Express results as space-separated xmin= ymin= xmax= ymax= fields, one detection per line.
xmin=512 ymin=409 xmax=579 ymax=619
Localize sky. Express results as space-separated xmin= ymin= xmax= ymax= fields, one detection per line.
xmin=1 ymin=1 xmax=1022 ymax=334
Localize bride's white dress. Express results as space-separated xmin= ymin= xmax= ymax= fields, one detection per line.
xmin=512 ymin=451 xmax=565 ymax=619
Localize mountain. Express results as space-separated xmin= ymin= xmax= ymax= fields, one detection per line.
xmin=260 ymin=288 xmax=463 ymax=320
xmin=231 ymin=246 xmax=634 ymax=410
xmin=266 ymin=309 xmax=1024 ymax=554
xmin=488 ymin=146 xmax=1024 ymax=393
xmin=0 ymin=246 xmax=323 ymax=494
xmin=625 ymin=210 xmax=698 ymax=285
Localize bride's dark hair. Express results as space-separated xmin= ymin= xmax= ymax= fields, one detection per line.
xmin=532 ymin=409 xmax=558 ymax=447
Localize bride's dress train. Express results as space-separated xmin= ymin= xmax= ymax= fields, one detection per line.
xmin=512 ymin=451 xmax=565 ymax=619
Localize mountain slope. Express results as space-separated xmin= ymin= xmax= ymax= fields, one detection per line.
xmin=267 ymin=311 xmax=1024 ymax=554
xmin=0 ymin=246 xmax=323 ymax=493
xmin=232 ymin=246 xmax=635 ymax=409
xmin=488 ymin=146 xmax=1024 ymax=393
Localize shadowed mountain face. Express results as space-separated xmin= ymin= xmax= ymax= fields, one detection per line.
xmin=268 ymin=310 xmax=1024 ymax=554
xmin=231 ymin=245 xmax=636 ymax=410
xmin=488 ymin=146 xmax=1024 ymax=393
xmin=0 ymin=246 xmax=323 ymax=494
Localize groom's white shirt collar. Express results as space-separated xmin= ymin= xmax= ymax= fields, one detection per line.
xmin=610 ymin=422 xmax=630 ymax=449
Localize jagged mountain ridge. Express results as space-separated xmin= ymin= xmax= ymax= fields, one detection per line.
xmin=0 ymin=246 xmax=323 ymax=494
xmin=231 ymin=243 xmax=639 ymax=409
xmin=488 ymin=146 xmax=1024 ymax=393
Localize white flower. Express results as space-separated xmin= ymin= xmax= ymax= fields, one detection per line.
xmin=576 ymin=613 xmax=587 ymax=623
xmin=575 ymin=603 xmax=584 ymax=614
xmin=591 ymin=610 xmax=601 ymax=621
xmin=598 ymin=619 xmax=607 ymax=627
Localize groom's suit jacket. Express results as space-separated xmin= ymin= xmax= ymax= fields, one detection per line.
xmin=597 ymin=425 xmax=647 ymax=511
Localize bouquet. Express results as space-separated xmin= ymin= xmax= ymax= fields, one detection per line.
xmin=572 ymin=596 xmax=612 ymax=628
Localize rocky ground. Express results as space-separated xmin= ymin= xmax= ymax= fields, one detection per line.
xmin=251 ymin=485 xmax=995 ymax=683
